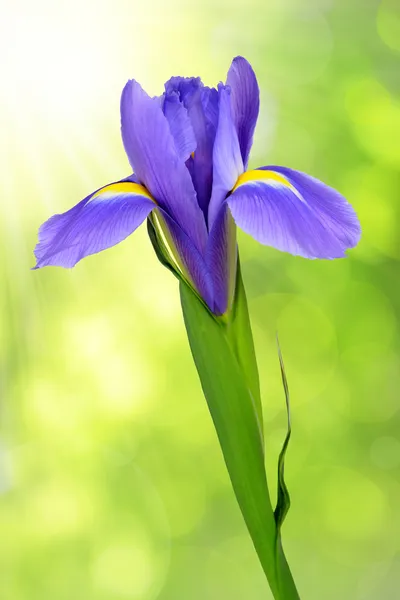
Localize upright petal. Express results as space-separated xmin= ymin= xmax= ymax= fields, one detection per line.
xmin=227 ymin=167 xmax=361 ymax=259
xmin=188 ymin=86 xmax=219 ymax=216
xmin=208 ymin=84 xmax=244 ymax=230
xmin=120 ymin=79 xmax=207 ymax=254
xmin=165 ymin=76 xmax=219 ymax=215
xmin=226 ymin=56 xmax=260 ymax=169
xmin=34 ymin=180 xmax=155 ymax=268
xmin=164 ymin=76 xmax=202 ymax=102
xmin=201 ymin=86 xmax=219 ymax=135
xmin=162 ymin=91 xmax=196 ymax=162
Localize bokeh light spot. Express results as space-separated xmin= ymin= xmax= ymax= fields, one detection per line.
xmin=377 ymin=0 xmax=400 ymax=52
xmin=92 ymin=537 xmax=155 ymax=598
xmin=339 ymin=347 xmax=400 ymax=423
xmin=342 ymin=166 xmax=400 ymax=260
xmin=345 ymin=78 xmax=400 ymax=167
xmin=335 ymin=282 xmax=395 ymax=353
xmin=319 ymin=468 xmax=388 ymax=540
xmin=370 ymin=436 xmax=400 ymax=470
xmin=29 ymin=479 xmax=95 ymax=538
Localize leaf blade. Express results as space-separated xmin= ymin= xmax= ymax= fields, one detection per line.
xmin=274 ymin=334 xmax=292 ymax=530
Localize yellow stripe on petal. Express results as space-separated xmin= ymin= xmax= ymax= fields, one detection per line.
xmin=232 ymin=169 xmax=291 ymax=192
xmin=91 ymin=181 xmax=156 ymax=202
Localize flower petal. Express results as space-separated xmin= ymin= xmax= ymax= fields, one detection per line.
xmin=208 ymin=84 xmax=244 ymax=230
xmin=188 ymin=86 xmax=219 ymax=216
xmin=34 ymin=180 xmax=155 ymax=268
xmin=164 ymin=76 xmax=202 ymax=101
xmin=162 ymin=91 xmax=196 ymax=162
xmin=227 ymin=167 xmax=361 ymax=259
xmin=156 ymin=209 xmax=215 ymax=312
xmin=226 ymin=56 xmax=260 ymax=169
xmin=206 ymin=202 xmax=237 ymax=315
xmin=165 ymin=76 xmax=219 ymax=215
xmin=201 ymin=86 xmax=219 ymax=135
xmin=120 ymin=79 xmax=207 ymax=254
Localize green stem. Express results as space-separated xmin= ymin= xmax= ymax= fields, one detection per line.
xmin=180 ymin=270 xmax=300 ymax=600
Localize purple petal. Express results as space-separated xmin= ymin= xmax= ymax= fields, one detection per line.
xmin=163 ymin=77 xmax=218 ymax=137
xmin=156 ymin=209 xmax=215 ymax=312
xmin=164 ymin=76 xmax=202 ymax=101
xmin=188 ymin=86 xmax=219 ymax=215
xmin=208 ymin=84 xmax=244 ymax=230
xmin=162 ymin=91 xmax=196 ymax=162
xmin=201 ymin=86 xmax=219 ymax=135
xmin=120 ymin=79 xmax=207 ymax=254
xmin=34 ymin=180 xmax=155 ymax=268
xmin=165 ymin=76 xmax=219 ymax=215
xmin=227 ymin=167 xmax=361 ymax=259
xmin=226 ymin=56 xmax=260 ymax=169
xmin=206 ymin=202 xmax=237 ymax=315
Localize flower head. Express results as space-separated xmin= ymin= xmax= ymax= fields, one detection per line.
xmin=34 ymin=57 xmax=361 ymax=315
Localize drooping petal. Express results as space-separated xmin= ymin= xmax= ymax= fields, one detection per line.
xmin=227 ymin=167 xmax=361 ymax=259
xmin=206 ymin=202 xmax=237 ymax=315
xmin=162 ymin=91 xmax=196 ymax=162
xmin=208 ymin=84 xmax=244 ymax=230
xmin=120 ymin=79 xmax=207 ymax=254
xmin=164 ymin=76 xmax=219 ymax=215
xmin=226 ymin=56 xmax=260 ymax=169
xmin=34 ymin=180 xmax=155 ymax=269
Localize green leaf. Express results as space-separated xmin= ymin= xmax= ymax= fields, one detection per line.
xmin=274 ymin=335 xmax=292 ymax=531
xmin=272 ymin=335 xmax=296 ymax=597
xmin=180 ymin=267 xmax=300 ymax=600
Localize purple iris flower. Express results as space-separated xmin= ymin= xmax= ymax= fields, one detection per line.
xmin=34 ymin=57 xmax=361 ymax=315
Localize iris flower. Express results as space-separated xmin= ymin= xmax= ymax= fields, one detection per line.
xmin=33 ymin=57 xmax=361 ymax=600
xmin=34 ymin=56 xmax=360 ymax=315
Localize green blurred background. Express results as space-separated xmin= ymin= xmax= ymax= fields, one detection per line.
xmin=1 ymin=0 xmax=399 ymax=598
